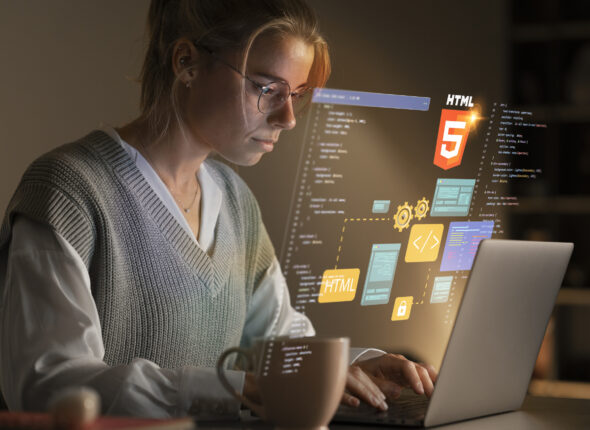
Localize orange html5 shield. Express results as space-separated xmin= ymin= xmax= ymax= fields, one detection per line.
xmin=433 ymin=109 xmax=472 ymax=170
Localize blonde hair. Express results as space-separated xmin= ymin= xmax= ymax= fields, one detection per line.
xmin=139 ymin=0 xmax=331 ymax=141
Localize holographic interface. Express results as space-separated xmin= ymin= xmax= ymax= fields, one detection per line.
xmin=280 ymin=88 xmax=547 ymax=367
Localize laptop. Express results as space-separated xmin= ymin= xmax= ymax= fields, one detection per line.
xmin=334 ymin=239 xmax=573 ymax=427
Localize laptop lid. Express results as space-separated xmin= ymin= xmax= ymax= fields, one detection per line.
xmin=424 ymin=239 xmax=573 ymax=427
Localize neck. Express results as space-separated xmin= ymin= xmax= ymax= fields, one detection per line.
xmin=117 ymin=119 xmax=210 ymax=190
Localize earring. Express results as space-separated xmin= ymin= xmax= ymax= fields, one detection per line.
xmin=186 ymin=81 xmax=192 ymax=89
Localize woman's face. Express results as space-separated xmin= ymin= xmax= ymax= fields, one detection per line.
xmin=186 ymin=34 xmax=315 ymax=166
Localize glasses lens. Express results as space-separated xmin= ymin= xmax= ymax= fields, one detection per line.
xmin=258 ymin=82 xmax=313 ymax=115
xmin=258 ymin=82 xmax=289 ymax=113
xmin=292 ymin=88 xmax=313 ymax=116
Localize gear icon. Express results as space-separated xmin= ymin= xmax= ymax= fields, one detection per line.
xmin=414 ymin=197 xmax=430 ymax=220
xmin=393 ymin=202 xmax=413 ymax=232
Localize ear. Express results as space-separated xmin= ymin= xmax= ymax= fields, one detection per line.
xmin=171 ymin=38 xmax=199 ymax=82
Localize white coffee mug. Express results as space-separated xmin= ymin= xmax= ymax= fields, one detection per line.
xmin=217 ymin=336 xmax=349 ymax=429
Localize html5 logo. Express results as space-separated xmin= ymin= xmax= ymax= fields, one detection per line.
xmin=433 ymin=94 xmax=475 ymax=170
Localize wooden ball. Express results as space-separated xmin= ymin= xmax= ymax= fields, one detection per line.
xmin=49 ymin=387 xmax=101 ymax=429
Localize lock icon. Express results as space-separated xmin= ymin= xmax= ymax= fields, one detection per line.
xmin=392 ymin=296 xmax=413 ymax=321
xmin=397 ymin=301 xmax=407 ymax=317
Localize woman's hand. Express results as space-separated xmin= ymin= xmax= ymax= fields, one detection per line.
xmin=342 ymin=354 xmax=437 ymax=411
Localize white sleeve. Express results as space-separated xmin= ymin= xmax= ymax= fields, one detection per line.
xmin=242 ymin=258 xmax=385 ymax=365
xmin=0 ymin=216 xmax=243 ymax=418
xmin=242 ymin=258 xmax=315 ymax=346
xmin=350 ymin=348 xmax=387 ymax=363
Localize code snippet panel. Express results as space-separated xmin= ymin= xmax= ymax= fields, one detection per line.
xmin=279 ymin=88 xmax=548 ymax=368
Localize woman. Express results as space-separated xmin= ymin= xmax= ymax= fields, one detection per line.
xmin=0 ymin=0 xmax=435 ymax=417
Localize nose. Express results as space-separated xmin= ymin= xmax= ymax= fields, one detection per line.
xmin=267 ymin=98 xmax=297 ymax=130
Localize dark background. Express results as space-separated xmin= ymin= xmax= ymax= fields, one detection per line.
xmin=1 ymin=0 xmax=589 ymax=394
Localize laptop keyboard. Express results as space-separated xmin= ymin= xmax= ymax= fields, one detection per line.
xmin=335 ymin=392 xmax=429 ymax=425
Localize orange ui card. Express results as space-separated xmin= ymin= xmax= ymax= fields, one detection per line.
xmin=318 ymin=268 xmax=360 ymax=303
xmin=391 ymin=296 xmax=414 ymax=321
xmin=405 ymin=224 xmax=444 ymax=263
xmin=433 ymin=109 xmax=472 ymax=170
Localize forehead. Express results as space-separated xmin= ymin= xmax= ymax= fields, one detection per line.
xmin=246 ymin=34 xmax=315 ymax=88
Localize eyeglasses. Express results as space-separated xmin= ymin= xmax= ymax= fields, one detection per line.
xmin=194 ymin=44 xmax=313 ymax=115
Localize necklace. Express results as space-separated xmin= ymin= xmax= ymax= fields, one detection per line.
xmin=177 ymin=181 xmax=200 ymax=213
xmin=140 ymin=143 xmax=200 ymax=213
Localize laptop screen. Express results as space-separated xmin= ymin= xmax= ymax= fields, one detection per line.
xmin=279 ymin=87 xmax=548 ymax=369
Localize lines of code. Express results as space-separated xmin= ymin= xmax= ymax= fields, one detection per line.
xmin=276 ymin=89 xmax=549 ymax=367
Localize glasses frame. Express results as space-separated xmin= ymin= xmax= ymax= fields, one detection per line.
xmin=193 ymin=43 xmax=311 ymax=115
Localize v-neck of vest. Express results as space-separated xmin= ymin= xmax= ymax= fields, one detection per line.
xmin=88 ymin=130 xmax=232 ymax=295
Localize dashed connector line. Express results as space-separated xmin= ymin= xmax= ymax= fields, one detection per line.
xmin=347 ymin=217 xmax=388 ymax=222
xmin=416 ymin=270 xmax=431 ymax=305
xmin=335 ymin=224 xmax=346 ymax=268
xmin=334 ymin=217 xmax=391 ymax=269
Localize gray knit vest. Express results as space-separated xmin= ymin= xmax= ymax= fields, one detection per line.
xmin=0 ymin=131 xmax=275 ymax=368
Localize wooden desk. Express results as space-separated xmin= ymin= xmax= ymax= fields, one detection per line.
xmin=197 ymin=396 xmax=590 ymax=429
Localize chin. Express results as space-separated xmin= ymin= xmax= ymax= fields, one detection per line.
xmin=242 ymin=154 xmax=264 ymax=166
xmin=223 ymin=152 xmax=264 ymax=167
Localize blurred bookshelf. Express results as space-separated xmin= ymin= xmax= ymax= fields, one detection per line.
xmin=510 ymin=0 xmax=590 ymax=395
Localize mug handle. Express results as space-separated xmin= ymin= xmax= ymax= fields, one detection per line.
xmin=216 ymin=347 xmax=266 ymax=419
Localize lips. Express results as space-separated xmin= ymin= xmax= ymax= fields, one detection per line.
xmin=252 ymin=137 xmax=277 ymax=145
xmin=252 ymin=137 xmax=277 ymax=152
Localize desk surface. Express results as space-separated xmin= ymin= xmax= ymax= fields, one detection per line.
xmin=198 ymin=396 xmax=590 ymax=429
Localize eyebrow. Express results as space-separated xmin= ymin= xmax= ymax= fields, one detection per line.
xmin=250 ymin=71 xmax=310 ymax=91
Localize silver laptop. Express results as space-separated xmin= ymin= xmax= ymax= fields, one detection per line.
xmin=334 ymin=239 xmax=573 ymax=427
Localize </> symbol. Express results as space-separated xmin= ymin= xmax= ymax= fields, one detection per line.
xmin=405 ymin=224 xmax=444 ymax=263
